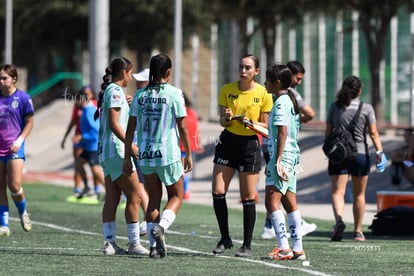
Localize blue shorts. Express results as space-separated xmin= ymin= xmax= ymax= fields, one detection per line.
xmin=140 ymin=161 xmax=183 ymax=186
xmin=328 ymin=153 xmax=370 ymax=176
xmin=0 ymin=146 xmax=25 ymax=163
xmin=80 ymin=150 xmax=100 ymax=166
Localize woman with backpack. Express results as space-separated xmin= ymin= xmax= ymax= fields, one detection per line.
xmin=325 ymin=75 xmax=387 ymax=242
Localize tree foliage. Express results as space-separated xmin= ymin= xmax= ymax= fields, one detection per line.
xmin=0 ymin=1 xmax=87 ymax=74
xmin=206 ymin=0 xmax=291 ymax=65
xmin=110 ymin=0 xmax=214 ymax=68
xmin=335 ymin=0 xmax=413 ymax=121
xmin=0 ymin=0 xmax=214 ymax=81
xmin=1 ymin=0 xmax=414 ymax=123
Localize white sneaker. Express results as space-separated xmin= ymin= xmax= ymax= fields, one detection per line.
xmin=0 ymin=226 xmax=10 ymax=236
xmin=139 ymin=221 xmax=147 ymax=236
xmin=260 ymin=226 xmax=276 ymax=239
xmin=302 ymin=220 xmax=317 ymax=236
xmin=20 ymin=212 xmax=32 ymax=232
xmin=103 ymin=241 xmax=127 ymax=255
xmin=128 ymin=243 xmax=149 ymax=255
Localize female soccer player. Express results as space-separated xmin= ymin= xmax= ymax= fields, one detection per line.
xmin=124 ymin=53 xmax=192 ymax=258
xmin=95 ymin=57 xmax=148 ymax=255
xmin=0 ymin=64 xmax=34 ymax=236
xmin=263 ymin=64 xmax=305 ymax=260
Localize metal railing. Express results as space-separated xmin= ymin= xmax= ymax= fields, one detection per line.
xmin=28 ymin=72 xmax=83 ymax=98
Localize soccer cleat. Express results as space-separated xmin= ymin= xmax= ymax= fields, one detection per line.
xmin=127 ymin=243 xmax=150 ymax=255
xmin=212 ymin=237 xmax=233 ymax=254
xmin=103 ymin=241 xmax=127 ymax=256
xmin=353 ymin=232 xmax=365 ymax=241
xmin=260 ymin=226 xmax=276 ymax=239
xmin=302 ymin=220 xmax=317 ymax=236
xmin=331 ymin=220 xmax=346 ymax=241
xmin=139 ymin=221 xmax=147 ymax=236
xmin=149 ymin=247 xmax=162 ymax=259
xmin=76 ymin=187 xmax=96 ymax=199
xmin=0 ymin=226 xmax=10 ymax=236
xmin=262 ymin=247 xmax=293 ymax=260
xmin=151 ymin=225 xmax=166 ymax=258
xmin=20 ymin=212 xmax=32 ymax=232
xmin=292 ymin=250 xmax=306 ymax=260
xmin=235 ymin=245 xmax=251 ymax=257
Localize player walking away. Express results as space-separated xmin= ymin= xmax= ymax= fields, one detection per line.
xmin=0 ymin=64 xmax=34 ymax=236
xmin=263 ymin=64 xmax=305 ymax=260
xmin=326 ymin=75 xmax=387 ymax=242
xmin=124 ymin=53 xmax=192 ymax=259
xmin=95 ymin=57 xmax=149 ymax=256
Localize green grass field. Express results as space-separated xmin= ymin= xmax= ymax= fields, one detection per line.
xmin=0 ymin=183 xmax=413 ymax=275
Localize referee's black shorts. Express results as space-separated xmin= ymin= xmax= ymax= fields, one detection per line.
xmin=213 ymin=129 xmax=262 ymax=172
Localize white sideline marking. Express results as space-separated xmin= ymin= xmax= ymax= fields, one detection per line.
xmin=0 ymin=246 xmax=101 ymax=251
xmin=8 ymin=218 xmax=331 ymax=276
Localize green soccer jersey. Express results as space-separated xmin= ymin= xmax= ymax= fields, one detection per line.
xmin=130 ymin=83 xmax=186 ymax=167
xmin=98 ymin=83 xmax=129 ymax=163
xmin=268 ymin=93 xmax=300 ymax=167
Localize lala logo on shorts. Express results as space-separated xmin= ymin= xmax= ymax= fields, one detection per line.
xmin=139 ymin=150 xmax=163 ymax=160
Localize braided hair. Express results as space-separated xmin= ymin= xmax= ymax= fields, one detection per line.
xmin=148 ymin=54 xmax=172 ymax=93
xmin=94 ymin=57 xmax=132 ymax=120
xmin=336 ymin=75 xmax=362 ymax=109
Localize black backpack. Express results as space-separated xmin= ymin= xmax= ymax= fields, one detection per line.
xmin=369 ymin=206 xmax=414 ymax=235
xmin=322 ymin=102 xmax=363 ymax=165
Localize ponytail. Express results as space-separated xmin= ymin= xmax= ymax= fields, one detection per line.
xmin=336 ymin=75 xmax=362 ymax=108
xmin=94 ymin=57 xmax=132 ymax=120
xmin=287 ymin=88 xmax=299 ymax=115
xmin=94 ymin=68 xmax=112 ymax=120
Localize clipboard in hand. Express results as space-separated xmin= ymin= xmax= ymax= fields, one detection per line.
xmin=242 ymin=118 xmax=269 ymax=138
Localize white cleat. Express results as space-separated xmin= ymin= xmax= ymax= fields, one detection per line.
xmin=103 ymin=241 xmax=127 ymax=256
xmin=20 ymin=212 xmax=32 ymax=232
xmin=128 ymin=243 xmax=150 ymax=255
xmin=260 ymin=226 xmax=276 ymax=239
xmin=302 ymin=220 xmax=317 ymax=236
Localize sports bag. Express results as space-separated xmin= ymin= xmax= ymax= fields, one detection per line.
xmin=322 ymin=102 xmax=363 ymax=165
xmin=369 ymin=206 xmax=414 ymax=235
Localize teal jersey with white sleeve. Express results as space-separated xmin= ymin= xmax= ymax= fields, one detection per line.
xmin=98 ymin=82 xmax=129 ymax=163
xmin=130 ymin=83 xmax=186 ymax=167
xmin=268 ymin=93 xmax=300 ymax=167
